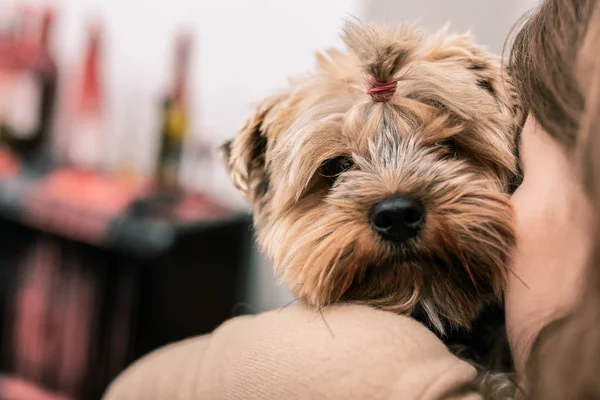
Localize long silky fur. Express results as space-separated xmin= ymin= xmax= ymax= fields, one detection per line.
xmin=221 ymin=19 xmax=522 ymax=400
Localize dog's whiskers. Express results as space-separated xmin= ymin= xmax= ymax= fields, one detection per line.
xmin=318 ymin=306 xmax=335 ymax=338
xmin=507 ymin=266 xmax=529 ymax=289
xmin=278 ymin=298 xmax=298 ymax=313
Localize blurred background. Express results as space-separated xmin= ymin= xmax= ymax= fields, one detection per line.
xmin=0 ymin=0 xmax=537 ymax=398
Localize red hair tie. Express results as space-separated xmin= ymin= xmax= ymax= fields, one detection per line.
xmin=366 ymin=76 xmax=397 ymax=102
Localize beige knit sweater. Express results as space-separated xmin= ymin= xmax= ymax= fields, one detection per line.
xmin=103 ymin=304 xmax=481 ymax=399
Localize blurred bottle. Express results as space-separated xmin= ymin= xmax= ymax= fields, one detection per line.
xmin=0 ymin=8 xmax=58 ymax=158
xmin=155 ymin=32 xmax=192 ymax=190
xmin=0 ymin=1 xmax=16 ymax=38
xmin=67 ymin=22 xmax=105 ymax=171
xmin=0 ymin=5 xmax=17 ymax=132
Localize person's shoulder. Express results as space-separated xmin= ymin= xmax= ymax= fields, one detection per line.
xmin=219 ymin=303 xmax=449 ymax=358
xmin=201 ymin=304 xmax=481 ymax=399
xmin=104 ymin=304 xmax=482 ymax=400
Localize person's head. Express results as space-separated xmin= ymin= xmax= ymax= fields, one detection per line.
xmin=507 ymin=0 xmax=600 ymax=397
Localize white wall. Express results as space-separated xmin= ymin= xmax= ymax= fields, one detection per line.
xmin=7 ymin=0 xmax=366 ymax=203
xmin=5 ymin=0 xmax=540 ymax=312
xmin=363 ymin=0 xmax=539 ymax=54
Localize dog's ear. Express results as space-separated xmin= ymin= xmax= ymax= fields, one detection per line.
xmin=219 ymin=95 xmax=281 ymax=202
xmin=421 ymin=30 xmax=515 ymax=111
xmin=426 ymin=30 xmax=526 ymax=133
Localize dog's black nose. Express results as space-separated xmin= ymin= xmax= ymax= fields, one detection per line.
xmin=370 ymin=196 xmax=424 ymax=242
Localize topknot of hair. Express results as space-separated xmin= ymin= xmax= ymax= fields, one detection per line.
xmin=341 ymin=18 xmax=422 ymax=83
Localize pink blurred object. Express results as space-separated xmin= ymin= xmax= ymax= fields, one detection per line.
xmin=0 ymin=6 xmax=18 ymax=127
xmin=56 ymin=258 xmax=94 ymax=395
xmin=11 ymin=240 xmax=57 ymax=383
xmin=0 ymin=375 xmax=71 ymax=400
xmin=24 ymin=168 xmax=149 ymax=243
xmin=0 ymin=149 xmax=20 ymax=177
xmin=175 ymin=193 xmax=229 ymax=222
xmin=8 ymin=239 xmax=102 ymax=399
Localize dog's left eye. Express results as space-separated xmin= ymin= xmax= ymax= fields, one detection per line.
xmin=434 ymin=138 xmax=458 ymax=159
xmin=320 ymin=156 xmax=354 ymax=183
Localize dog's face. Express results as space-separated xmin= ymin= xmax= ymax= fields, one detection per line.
xmin=221 ymin=21 xmax=521 ymax=333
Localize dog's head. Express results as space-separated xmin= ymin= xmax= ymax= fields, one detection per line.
xmin=221 ymin=20 xmax=521 ymax=333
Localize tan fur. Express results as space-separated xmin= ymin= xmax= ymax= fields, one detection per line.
xmin=221 ymin=19 xmax=519 ymax=339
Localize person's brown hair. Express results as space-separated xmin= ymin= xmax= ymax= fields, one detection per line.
xmin=509 ymin=0 xmax=600 ymax=398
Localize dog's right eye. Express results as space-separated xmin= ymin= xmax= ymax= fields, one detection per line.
xmin=320 ymin=156 xmax=354 ymax=183
xmin=434 ymin=138 xmax=458 ymax=159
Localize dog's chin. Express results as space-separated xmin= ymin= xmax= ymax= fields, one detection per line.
xmin=331 ymin=242 xmax=501 ymax=334
xmin=337 ymin=255 xmax=421 ymax=309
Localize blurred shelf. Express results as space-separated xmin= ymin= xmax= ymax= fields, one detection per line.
xmin=0 ymin=148 xmax=250 ymax=258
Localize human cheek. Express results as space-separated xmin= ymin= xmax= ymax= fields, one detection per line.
xmin=506 ymin=165 xmax=590 ymax=376
xmin=505 ymin=175 xmax=562 ymax=374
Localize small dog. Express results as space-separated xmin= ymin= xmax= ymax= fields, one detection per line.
xmin=221 ymin=19 xmax=521 ymax=398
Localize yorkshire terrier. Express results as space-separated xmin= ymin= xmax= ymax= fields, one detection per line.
xmin=220 ymin=19 xmax=522 ymax=399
